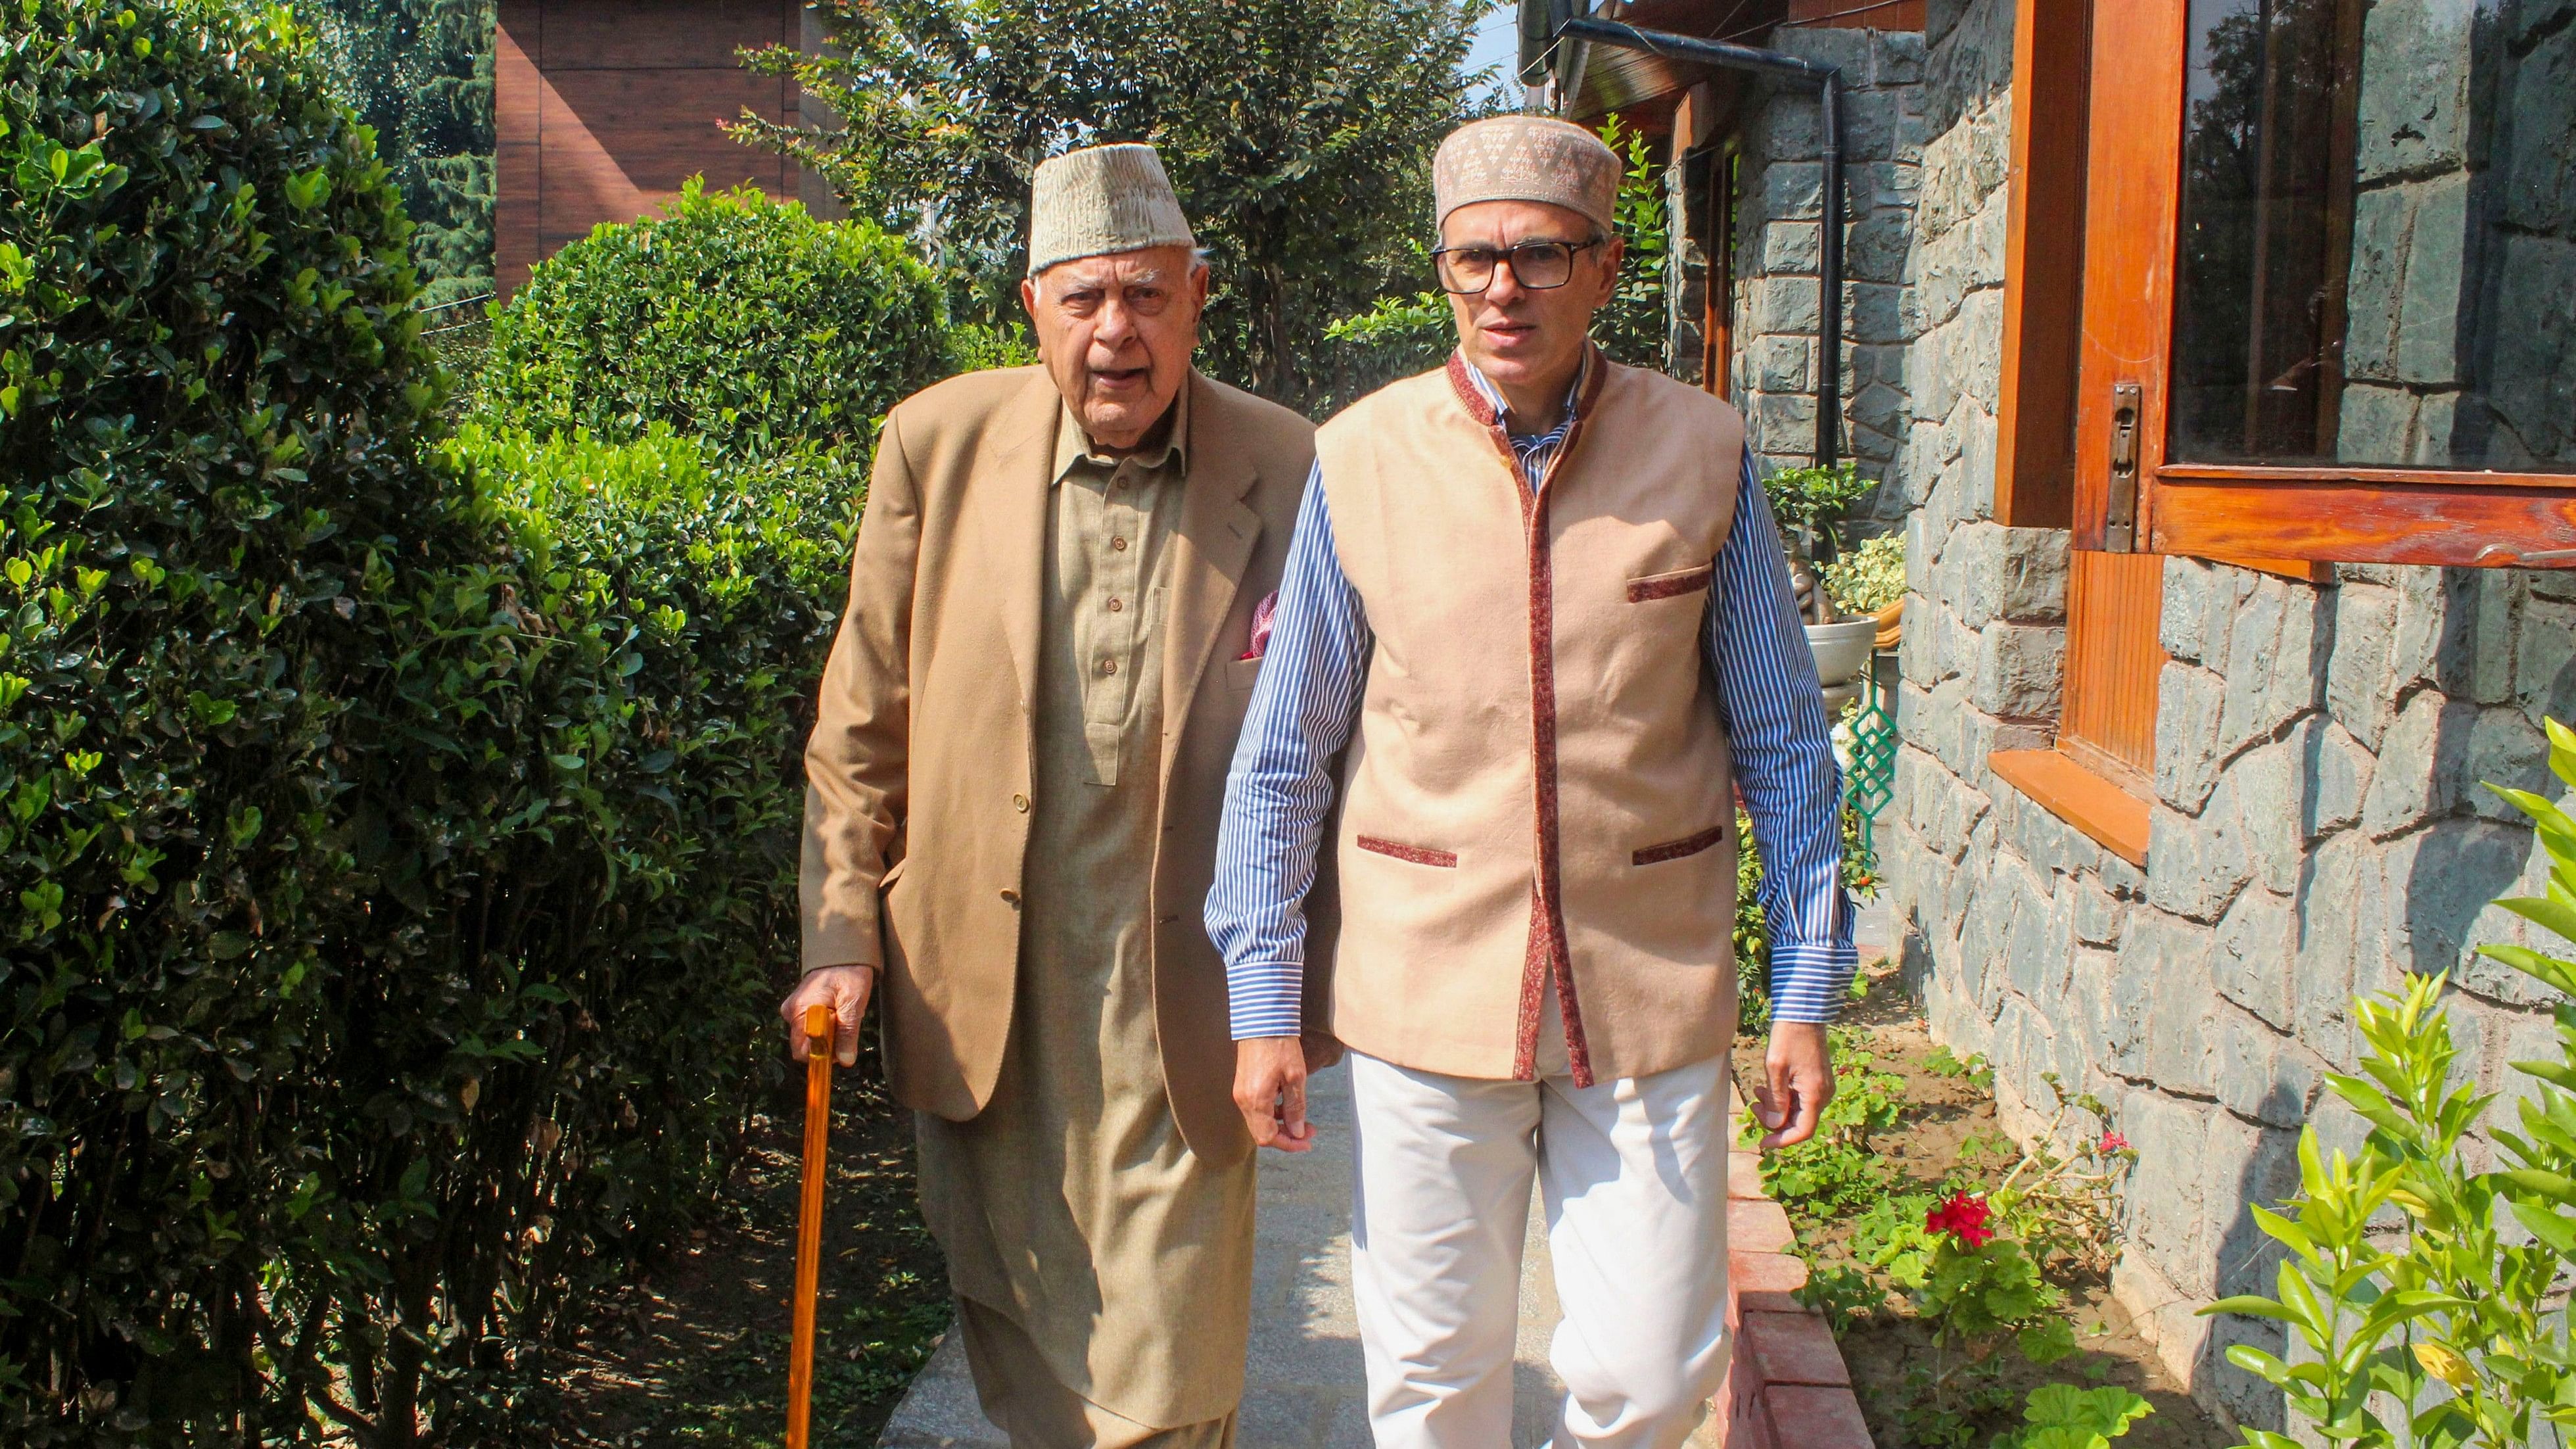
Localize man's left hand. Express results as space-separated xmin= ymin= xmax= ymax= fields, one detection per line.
xmin=1754 ymin=1021 xmax=1835 ymax=1150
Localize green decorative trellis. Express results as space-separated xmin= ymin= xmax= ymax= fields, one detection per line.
xmin=1843 ymin=663 xmax=1900 ymax=855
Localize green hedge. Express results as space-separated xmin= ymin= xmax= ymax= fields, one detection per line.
xmin=477 ymin=180 xmax=958 ymax=460
xmin=1 ymin=3 xmax=882 ymax=1439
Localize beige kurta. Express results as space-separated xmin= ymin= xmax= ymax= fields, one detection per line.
xmin=916 ymin=391 xmax=1256 ymax=1431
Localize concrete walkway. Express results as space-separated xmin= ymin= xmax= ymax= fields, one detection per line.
xmin=876 ymin=1060 xmax=1725 ymax=1448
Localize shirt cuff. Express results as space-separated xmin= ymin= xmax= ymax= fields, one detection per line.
xmin=1766 ymin=940 xmax=1860 ymax=1024
xmin=1228 ymin=964 xmax=1305 ymax=1040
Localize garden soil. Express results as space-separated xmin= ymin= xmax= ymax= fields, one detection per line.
xmin=551 ymin=1058 xmax=951 ymax=1448
xmin=1733 ymin=978 xmax=2236 ymax=1449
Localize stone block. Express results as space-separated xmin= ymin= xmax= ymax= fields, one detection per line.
xmin=2326 ymin=581 xmax=2400 ymax=750
xmin=2392 ymin=566 xmax=2477 ymax=698
xmin=2214 ymin=886 xmax=2297 ymax=1030
xmin=1764 ymin=161 xmax=1826 ymax=222
xmin=1845 ymin=280 xmax=1912 ymax=346
xmin=1754 ymin=272 xmax=1824 ymax=337
xmin=1850 ymin=380 xmax=1909 ymax=437
xmin=1764 ymin=220 xmax=1823 ymax=274
xmin=2205 ymin=1112 xmax=2303 ymax=1298
xmin=1846 ymin=207 xmax=1915 ymax=286
xmin=2233 ymin=735 xmax=2307 ymax=896
xmin=2396 ymin=176 xmax=2473 ymax=386
xmin=1779 ymin=24 xmax=1876 ymax=74
xmin=2463 ymin=571 xmax=2523 ymax=707
xmin=1753 ymin=333 xmax=1813 ymax=393
xmin=2518 ymin=599 xmax=2576 ymax=722
xmin=2487 ymin=233 xmax=2576 ymax=463
xmin=1751 ymin=391 xmax=1820 ymax=448
xmin=1764 ymin=95 xmax=1826 ymax=162
xmin=2466 ymin=707 xmax=2550 ymax=821
xmin=1972 ymin=623 xmax=2065 ymax=719
xmin=2074 ymin=878 xmax=2125 ymax=946
xmin=2216 ymin=1008 xmax=2316 ymax=1129
xmin=2129 ymin=1092 xmax=2211 ymax=1289
xmin=1875 ymin=29 xmax=1927 ymax=85
xmin=2304 ymin=717 xmax=2374 ymax=837
xmin=1844 ymin=86 xmax=1910 ymax=162
xmin=2155 ymin=661 xmax=2228 ymax=813
xmin=2147 ymin=927 xmax=2220 ymax=1097
xmin=2147 ymin=778 xmax=2252 ymax=923
xmin=1995 ymin=527 xmax=2070 ymax=624
xmin=2357 ymin=0 xmax=2474 ymax=180
xmin=2341 ymin=185 xmax=2412 ymax=383
xmin=2385 ymin=819 xmax=2546 ymax=980
xmin=2004 ymin=859 xmax=2071 ymax=1005
xmin=2360 ymin=690 xmax=2477 ymax=838
xmin=2217 ymin=575 xmax=2301 ymax=759
xmin=2161 ymin=556 xmax=2224 ymax=665
xmin=2336 ymin=383 xmax=2420 ymax=463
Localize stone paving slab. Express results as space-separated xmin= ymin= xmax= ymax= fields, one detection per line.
xmin=876 ymin=1061 xmax=1722 ymax=1448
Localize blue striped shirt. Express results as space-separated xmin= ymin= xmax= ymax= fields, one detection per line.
xmin=1206 ymin=354 xmax=1856 ymax=1044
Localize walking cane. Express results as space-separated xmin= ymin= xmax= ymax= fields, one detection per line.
xmin=787 ymin=1003 xmax=835 ymax=1449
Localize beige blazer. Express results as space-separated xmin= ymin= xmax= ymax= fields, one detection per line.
xmin=801 ymin=365 xmax=1327 ymax=1163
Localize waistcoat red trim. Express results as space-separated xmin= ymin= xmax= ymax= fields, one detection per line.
xmin=1445 ymin=348 xmax=1608 ymax=1087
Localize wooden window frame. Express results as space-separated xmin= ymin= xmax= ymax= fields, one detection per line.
xmin=2074 ymin=0 xmax=2576 ymax=569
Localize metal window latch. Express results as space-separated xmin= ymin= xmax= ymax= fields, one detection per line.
xmin=2105 ymin=382 xmax=2142 ymax=553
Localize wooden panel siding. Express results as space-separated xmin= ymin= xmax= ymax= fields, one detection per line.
xmin=495 ymin=0 xmax=803 ymax=297
xmin=2058 ymin=550 xmax=2166 ymax=784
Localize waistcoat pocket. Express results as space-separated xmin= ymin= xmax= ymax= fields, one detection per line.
xmin=1626 ymin=562 xmax=1715 ymax=603
xmin=1356 ymin=835 xmax=1459 ymax=868
xmin=1633 ymin=822 xmax=1728 ymax=866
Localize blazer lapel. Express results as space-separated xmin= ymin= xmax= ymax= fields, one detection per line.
xmin=972 ymin=370 xmax=1062 ymax=720
xmin=1161 ymin=373 xmax=1263 ymax=786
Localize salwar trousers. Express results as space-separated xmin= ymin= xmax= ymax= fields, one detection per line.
xmin=1347 ymin=1049 xmax=1733 ymax=1449
xmin=954 ymin=1297 xmax=1239 ymax=1449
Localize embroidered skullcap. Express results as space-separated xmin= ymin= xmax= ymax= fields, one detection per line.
xmin=1025 ymin=143 xmax=1197 ymax=276
xmin=1432 ymin=115 xmax=1621 ymax=236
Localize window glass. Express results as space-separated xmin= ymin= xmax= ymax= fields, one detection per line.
xmin=2169 ymin=0 xmax=2576 ymax=472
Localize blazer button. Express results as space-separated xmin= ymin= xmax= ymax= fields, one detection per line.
xmin=1000 ymin=888 xmax=1021 ymax=908
xmin=1012 ymin=793 xmax=1030 ymax=813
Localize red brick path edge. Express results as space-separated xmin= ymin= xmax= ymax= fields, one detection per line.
xmin=1705 ymin=1149 xmax=1873 ymax=1448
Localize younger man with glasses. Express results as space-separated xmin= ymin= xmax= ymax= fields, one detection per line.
xmin=1207 ymin=116 xmax=1852 ymax=1447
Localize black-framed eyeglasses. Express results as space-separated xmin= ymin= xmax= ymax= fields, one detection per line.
xmin=1430 ymin=238 xmax=1603 ymax=295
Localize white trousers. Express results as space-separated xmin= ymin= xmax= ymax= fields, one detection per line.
xmin=1346 ymin=1049 xmax=1733 ymax=1449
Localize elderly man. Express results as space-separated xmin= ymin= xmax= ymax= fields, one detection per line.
xmin=785 ymin=143 xmax=1323 ymax=1448
xmin=1206 ymin=116 xmax=1852 ymax=1448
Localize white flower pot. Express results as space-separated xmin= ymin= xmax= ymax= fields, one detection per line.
xmin=1806 ymin=618 xmax=1879 ymax=691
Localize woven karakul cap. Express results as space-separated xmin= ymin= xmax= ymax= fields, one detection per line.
xmin=1026 ymin=142 xmax=1197 ymax=276
xmin=1432 ymin=115 xmax=1621 ymax=237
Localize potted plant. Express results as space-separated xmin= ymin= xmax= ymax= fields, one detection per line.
xmin=1764 ymin=461 xmax=1881 ymax=701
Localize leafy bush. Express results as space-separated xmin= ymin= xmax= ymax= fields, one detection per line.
xmin=3 ymin=7 xmax=867 ymax=1437
xmin=1764 ymin=459 xmax=1876 ymax=558
xmin=2203 ymin=718 xmax=2576 ymax=1449
xmin=1994 ymin=1384 xmax=2153 ymax=1449
xmin=478 ymin=179 xmax=954 ymax=460
xmin=1825 ymin=531 xmax=1906 ymax=614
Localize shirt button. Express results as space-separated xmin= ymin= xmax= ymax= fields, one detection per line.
xmin=1100 ymin=659 xmax=1117 ymax=675
xmin=1107 ymin=598 xmax=1123 ymax=613
xmin=1012 ymin=793 xmax=1030 ymax=813
xmin=1000 ymin=888 xmax=1020 ymax=908
xmin=1111 ymin=536 xmax=1129 ymax=551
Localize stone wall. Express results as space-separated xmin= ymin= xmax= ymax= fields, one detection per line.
xmin=2338 ymin=0 xmax=2576 ymax=467
xmin=1725 ymin=26 xmax=1927 ymax=529
xmin=1869 ymin=0 xmax=2576 ymax=1433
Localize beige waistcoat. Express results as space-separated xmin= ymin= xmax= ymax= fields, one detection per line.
xmin=1315 ymin=354 xmax=1747 ymax=1085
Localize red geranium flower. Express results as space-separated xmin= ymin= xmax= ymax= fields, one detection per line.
xmin=2098 ymin=1131 xmax=2131 ymax=1154
xmin=1925 ymin=1191 xmax=1994 ymax=1248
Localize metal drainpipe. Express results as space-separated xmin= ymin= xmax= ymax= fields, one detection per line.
xmin=1553 ymin=16 xmax=1846 ymax=471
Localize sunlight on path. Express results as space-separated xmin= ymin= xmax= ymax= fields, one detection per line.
xmin=876 ymin=1062 xmax=1724 ymax=1448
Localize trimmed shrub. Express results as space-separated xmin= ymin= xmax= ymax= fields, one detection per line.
xmin=1 ymin=0 xmax=457 ymax=1435
xmin=2 ymin=5 xmax=866 ymax=1439
xmin=477 ymin=180 xmax=954 ymax=459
